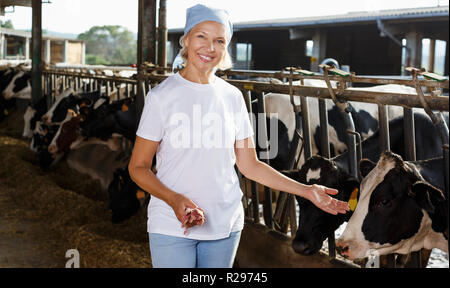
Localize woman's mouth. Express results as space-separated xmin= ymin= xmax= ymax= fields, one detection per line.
xmin=198 ymin=53 xmax=213 ymax=63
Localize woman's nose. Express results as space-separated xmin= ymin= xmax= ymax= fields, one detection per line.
xmin=206 ymin=41 xmax=215 ymax=52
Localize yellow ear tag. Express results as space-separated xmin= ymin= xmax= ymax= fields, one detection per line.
xmin=4 ymin=109 xmax=8 ymax=116
xmin=348 ymin=188 xmax=359 ymax=211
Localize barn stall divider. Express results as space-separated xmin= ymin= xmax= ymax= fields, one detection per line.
xmin=40 ymin=66 xmax=448 ymax=268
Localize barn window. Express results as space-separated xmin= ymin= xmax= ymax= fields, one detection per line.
xmin=305 ymin=40 xmax=314 ymax=57
xmin=433 ymin=40 xmax=447 ymax=76
xmin=421 ymin=38 xmax=431 ymax=70
xmin=235 ymin=43 xmax=252 ymax=70
xmin=421 ymin=38 xmax=447 ymax=75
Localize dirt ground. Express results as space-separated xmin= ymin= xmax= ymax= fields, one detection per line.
xmin=0 ymin=108 xmax=151 ymax=268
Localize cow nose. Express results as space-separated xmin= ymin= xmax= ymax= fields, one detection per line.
xmin=335 ymin=241 xmax=350 ymax=258
xmin=292 ymin=241 xmax=312 ymax=255
xmin=42 ymin=115 xmax=49 ymax=124
xmin=292 ymin=240 xmax=320 ymax=255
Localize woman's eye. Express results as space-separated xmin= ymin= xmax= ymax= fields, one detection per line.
xmin=217 ymin=39 xmax=225 ymax=44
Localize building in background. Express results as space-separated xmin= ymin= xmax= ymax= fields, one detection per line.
xmin=168 ymin=6 xmax=449 ymax=75
xmin=0 ymin=27 xmax=85 ymax=65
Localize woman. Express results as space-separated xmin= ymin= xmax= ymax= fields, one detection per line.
xmin=128 ymin=4 xmax=349 ymax=268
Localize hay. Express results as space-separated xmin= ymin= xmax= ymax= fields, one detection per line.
xmin=0 ymin=111 xmax=151 ymax=267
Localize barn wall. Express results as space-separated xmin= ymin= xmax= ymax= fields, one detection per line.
xmin=50 ymin=42 xmax=63 ymax=64
xmin=167 ymin=18 xmax=448 ymax=76
xmin=67 ymin=41 xmax=82 ymax=64
xmin=233 ymin=30 xmax=310 ymax=71
xmin=326 ymin=24 xmax=403 ymax=75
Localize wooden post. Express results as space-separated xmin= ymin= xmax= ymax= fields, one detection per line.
xmin=136 ymin=0 xmax=157 ymax=132
xmin=31 ymin=0 xmax=43 ymax=105
xmin=405 ymin=28 xmax=423 ymax=68
xmin=158 ymin=0 xmax=167 ymax=69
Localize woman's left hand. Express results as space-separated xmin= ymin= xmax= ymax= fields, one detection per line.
xmin=307 ymin=184 xmax=350 ymax=215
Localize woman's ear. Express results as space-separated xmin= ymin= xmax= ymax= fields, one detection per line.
xmin=183 ymin=33 xmax=189 ymax=48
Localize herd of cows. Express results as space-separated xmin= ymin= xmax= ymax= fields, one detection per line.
xmin=0 ymin=65 xmax=448 ymax=266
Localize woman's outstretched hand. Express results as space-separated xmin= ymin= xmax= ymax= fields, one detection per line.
xmin=307 ymin=184 xmax=350 ymax=215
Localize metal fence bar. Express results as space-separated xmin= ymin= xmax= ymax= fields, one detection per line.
xmin=257 ymin=92 xmax=273 ymax=229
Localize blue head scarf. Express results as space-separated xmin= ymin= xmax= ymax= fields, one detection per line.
xmin=184 ymin=4 xmax=233 ymax=39
xmin=173 ymin=4 xmax=232 ymax=72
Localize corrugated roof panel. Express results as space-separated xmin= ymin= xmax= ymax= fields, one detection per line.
xmin=169 ymin=5 xmax=449 ymax=33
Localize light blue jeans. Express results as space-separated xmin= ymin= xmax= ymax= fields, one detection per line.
xmin=149 ymin=231 xmax=241 ymax=268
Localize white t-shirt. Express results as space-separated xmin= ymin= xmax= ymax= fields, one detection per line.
xmin=136 ymin=72 xmax=254 ymax=240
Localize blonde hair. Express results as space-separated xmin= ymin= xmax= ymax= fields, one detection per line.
xmin=178 ymin=33 xmax=233 ymax=70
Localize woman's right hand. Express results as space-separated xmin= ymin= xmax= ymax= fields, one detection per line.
xmin=168 ymin=193 xmax=199 ymax=225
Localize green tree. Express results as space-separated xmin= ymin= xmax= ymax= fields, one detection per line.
xmin=0 ymin=20 xmax=14 ymax=29
xmin=77 ymin=25 xmax=136 ymax=65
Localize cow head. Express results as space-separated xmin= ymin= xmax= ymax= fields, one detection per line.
xmin=336 ymin=151 xmax=447 ymax=260
xmin=2 ymin=70 xmax=31 ymax=99
xmin=291 ymin=156 xmax=359 ymax=255
xmin=108 ymin=167 xmax=146 ymax=223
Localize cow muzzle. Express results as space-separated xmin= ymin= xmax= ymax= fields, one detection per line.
xmin=48 ymin=144 xmax=58 ymax=154
xmin=336 ymin=240 xmax=352 ymax=259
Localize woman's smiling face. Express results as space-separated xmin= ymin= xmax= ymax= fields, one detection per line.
xmin=184 ymin=21 xmax=229 ymax=74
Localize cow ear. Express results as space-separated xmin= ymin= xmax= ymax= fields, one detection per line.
xmin=359 ymin=159 xmax=376 ymax=178
xmin=411 ymin=181 xmax=445 ymax=214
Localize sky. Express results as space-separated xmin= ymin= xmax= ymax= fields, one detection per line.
xmin=0 ymin=0 xmax=448 ymax=35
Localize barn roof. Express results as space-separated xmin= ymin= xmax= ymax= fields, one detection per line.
xmin=169 ymin=5 xmax=449 ymax=33
xmin=0 ymin=27 xmax=84 ymax=42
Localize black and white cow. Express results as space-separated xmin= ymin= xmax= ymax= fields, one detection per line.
xmin=2 ymin=70 xmax=31 ymax=100
xmin=108 ymin=167 xmax=148 ymax=223
xmin=259 ymin=83 xmax=412 ymax=170
xmin=23 ymin=96 xmax=48 ymax=138
xmin=336 ymin=151 xmax=447 ymax=260
xmin=290 ymin=112 xmax=448 ymax=255
xmin=0 ymin=68 xmax=20 ymax=120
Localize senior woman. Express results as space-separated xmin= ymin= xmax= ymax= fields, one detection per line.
xmin=128 ymin=4 xmax=349 ymax=268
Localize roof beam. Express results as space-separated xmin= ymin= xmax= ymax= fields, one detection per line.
xmin=0 ymin=0 xmax=32 ymax=8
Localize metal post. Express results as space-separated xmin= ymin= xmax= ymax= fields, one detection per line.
xmin=403 ymin=107 xmax=423 ymax=267
xmin=319 ymin=99 xmax=330 ymax=158
xmin=378 ymin=104 xmax=396 ymax=268
xmin=318 ymin=98 xmax=336 ymax=259
xmin=403 ymin=108 xmax=416 ymax=161
xmin=257 ymin=92 xmax=273 ymax=229
xmin=31 ymin=0 xmax=43 ymax=105
xmin=300 ymin=96 xmax=312 ymax=160
xmin=378 ymin=104 xmax=390 ymax=152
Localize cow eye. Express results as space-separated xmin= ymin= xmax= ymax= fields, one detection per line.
xmin=378 ymin=199 xmax=390 ymax=208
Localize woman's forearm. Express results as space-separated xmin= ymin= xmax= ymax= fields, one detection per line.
xmin=128 ymin=165 xmax=178 ymax=207
xmin=242 ymin=160 xmax=312 ymax=201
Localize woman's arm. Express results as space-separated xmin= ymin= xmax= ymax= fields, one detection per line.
xmin=234 ymin=137 xmax=349 ymax=215
xmin=128 ymin=136 xmax=199 ymax=224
